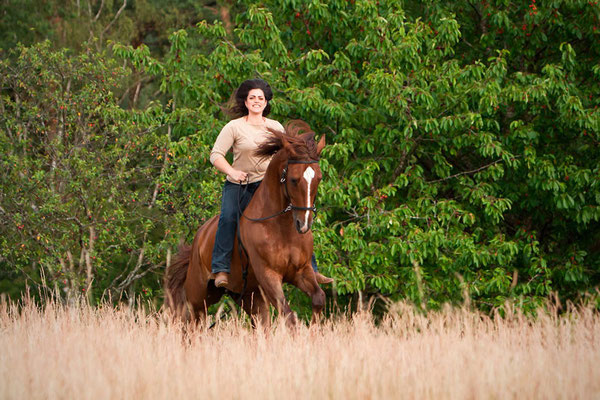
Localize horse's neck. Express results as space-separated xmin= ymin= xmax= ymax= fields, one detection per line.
xmin=247 ymin=158 xmax=288 ymax=218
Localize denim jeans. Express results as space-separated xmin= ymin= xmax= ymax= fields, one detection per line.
xmin=211 ymin=180 xmax=319 ymax=274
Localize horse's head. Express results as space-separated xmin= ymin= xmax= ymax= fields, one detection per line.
xmin=284 ymin=148 xmax=324 ymax=234
xmin=256 ymin=120 xmax=326 ymax=234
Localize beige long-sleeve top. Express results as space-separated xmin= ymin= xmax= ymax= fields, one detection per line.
xmin=210 ymin=117 xmax=285 ymax=184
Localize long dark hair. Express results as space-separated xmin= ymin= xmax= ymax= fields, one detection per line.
xmin=227 ymin=79 xmax=273 ymax=117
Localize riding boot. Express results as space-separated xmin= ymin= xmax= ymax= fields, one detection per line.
xmin=315 ymin=272 xmax=334 ymax=284
xmin=215 ymin=272 xmax=229 ymax=288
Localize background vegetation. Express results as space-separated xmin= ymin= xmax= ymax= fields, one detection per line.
xmin=1 ymin=0 xmax=599 ymax=314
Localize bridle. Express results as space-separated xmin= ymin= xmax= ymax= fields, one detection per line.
xmin=279 ymin=159 xmax=320 ymax=214
xmin=241 ymin=158 xmax=320 ymax=222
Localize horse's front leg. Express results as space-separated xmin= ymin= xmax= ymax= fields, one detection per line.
xmin=252 ymin=267 xmax=298 ymax=327
xmin=293 ymin=265 xmax=326 ymax=324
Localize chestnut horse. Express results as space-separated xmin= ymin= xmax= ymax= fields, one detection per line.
xmin=164 ymin=121 xmax=326 ymax=327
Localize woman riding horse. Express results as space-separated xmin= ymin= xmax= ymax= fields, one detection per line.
xmin=164 ymin=98 xmax=328 ymax=325
xmin=209 ymin=78 xmax=333 ymax=288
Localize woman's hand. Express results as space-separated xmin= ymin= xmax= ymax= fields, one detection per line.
xmin=213 ymin=156 xmax=248 ymax=182
xmin=229 ymin=169 xmax=248 ymax=183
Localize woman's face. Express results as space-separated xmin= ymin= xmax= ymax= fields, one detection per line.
xmin=245 ymin=88 xmax=267 ymax=116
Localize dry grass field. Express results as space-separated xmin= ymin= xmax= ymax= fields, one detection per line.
xmin=1 ymin=297 xmax=599 ymax=400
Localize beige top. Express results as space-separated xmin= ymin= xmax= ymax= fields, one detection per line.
xmin=210 ymin=117 xmax=285 ymax=184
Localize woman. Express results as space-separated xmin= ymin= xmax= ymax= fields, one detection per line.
xmin=209 ymin=78 xmax=333 ymax=287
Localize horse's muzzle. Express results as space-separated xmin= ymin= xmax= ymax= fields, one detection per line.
xmin=295 ymin=218 xmax=311 ymax=234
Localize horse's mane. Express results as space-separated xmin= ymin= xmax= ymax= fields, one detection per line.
xmin=255 ymin=120 xmax=319 ymax=161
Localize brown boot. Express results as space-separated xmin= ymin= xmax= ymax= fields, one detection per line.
xmin=315 ymin=272 xmax=334 ymax=284
xmin=214 ymin=272 xmax=229 ymax=288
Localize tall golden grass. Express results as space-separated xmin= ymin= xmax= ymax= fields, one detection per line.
xmin=1 ymin=297 xmax=599 ymax=400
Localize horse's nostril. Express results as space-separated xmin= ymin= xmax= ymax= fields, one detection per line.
xmin=295 ymin=219 xmax=302 ymax=231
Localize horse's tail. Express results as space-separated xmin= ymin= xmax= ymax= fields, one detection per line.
xmin=163 ymin=243 xmax=192 ymax=316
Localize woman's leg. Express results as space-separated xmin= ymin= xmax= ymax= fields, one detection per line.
xmin=211 ymin=181 xmax=261 ymax=286
xmin=211 ymin=181 xmax=240 ymax=276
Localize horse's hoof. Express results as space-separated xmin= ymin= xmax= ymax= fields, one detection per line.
xmin=214 ymin=272 xmax=229 ymax=287
xmin=315 ymin=272 xmax=334 ymax=284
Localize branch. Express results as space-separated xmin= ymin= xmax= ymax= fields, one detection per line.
xmin=100 ymin=0 xmax=127 ymax=43
xmin=427 ymin=157 xmax=517 ymax=183
xmin=392 ymin=135 xmax=422 ymax=181
xmin=113 ymin=261 xmax=164 ymax=292
xmin=93 ymin=0 xmax=105 ymax=22
xmin=118 ymin=76 xmax=154 ymax=105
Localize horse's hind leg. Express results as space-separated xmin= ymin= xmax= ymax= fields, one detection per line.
xmin=184 ymin=264 xmax=212 ymax=325
xmin=293 ymin=266 xmax=326 ymax=324
xmin=238 ymin=290 xmax=270 ymax=329
xmin=185 ymin=279 xmax=227 ymax=325
xmin=184 ymin=282 xmax=208 ymax=324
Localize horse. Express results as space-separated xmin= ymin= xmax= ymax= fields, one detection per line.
xmin=164 ymin=120 xmax=326 ymax=327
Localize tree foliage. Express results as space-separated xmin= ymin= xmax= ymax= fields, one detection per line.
xmin=1 ymin=0 xmax=599 ymax=313
xmin=0 ymin=0 xmax=227 ymax=55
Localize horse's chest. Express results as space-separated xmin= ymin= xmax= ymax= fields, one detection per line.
xmin=288 ymin=247 xmax=310 ymax=268
xmin=246 ymin=227 xmax=311 ymax=268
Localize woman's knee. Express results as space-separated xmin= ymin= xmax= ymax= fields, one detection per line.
xmin=218 ymin=211 xmax=238 ymax=226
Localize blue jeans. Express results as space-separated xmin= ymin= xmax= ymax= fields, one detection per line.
xmin=211 ymin=180 xmax=319 ymax=274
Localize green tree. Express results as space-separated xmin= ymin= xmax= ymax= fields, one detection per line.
xmin=0 ymin=0 xmax=230 ymax=54
xmin=2 ymin=0 xmax=599 ymax=314
xmin=151 ymin=0 xmax=597 ymax=312
xmin=0 ymin=42 xmax=170 ymax=301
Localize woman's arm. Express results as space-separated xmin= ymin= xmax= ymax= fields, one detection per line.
xmin=212 ymin=155 xmax=248 ymax=182
xmin=210 ymin=122 xmax=248 ymax=182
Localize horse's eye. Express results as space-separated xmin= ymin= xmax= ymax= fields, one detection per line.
xmin=291 ymin=178 xmax=299 ymax=185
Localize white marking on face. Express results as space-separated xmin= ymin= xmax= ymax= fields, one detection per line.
xmin=303 ymin=167 xmax=315 ymax=228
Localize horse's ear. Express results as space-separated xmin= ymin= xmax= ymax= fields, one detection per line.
xmin=316 ymin=134 xmax=326 ymax=156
